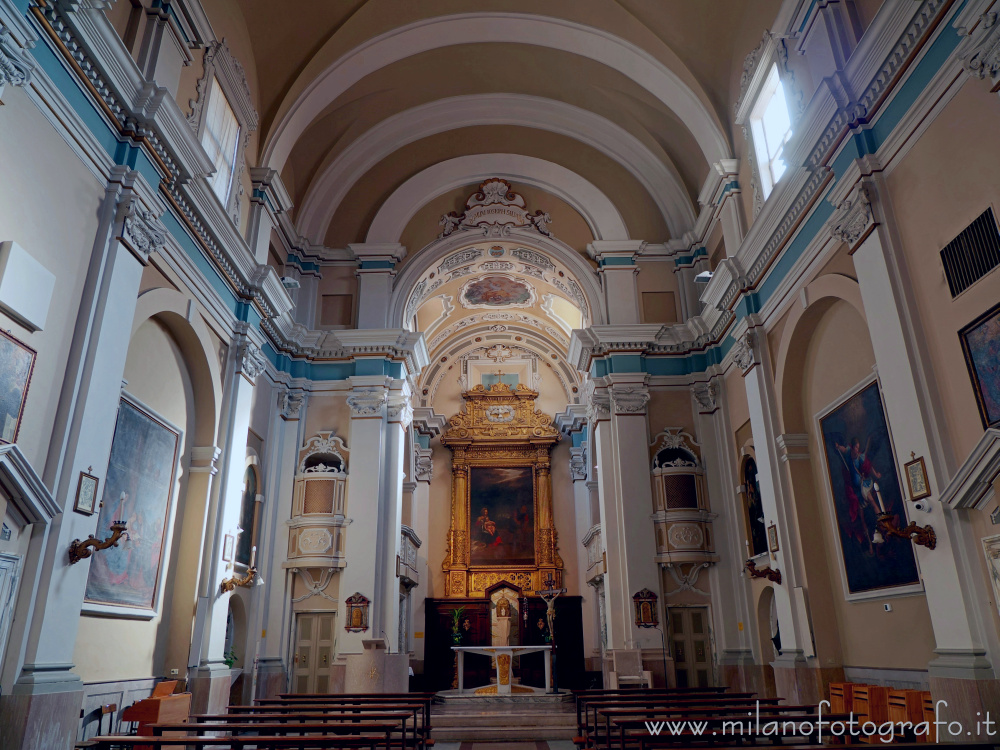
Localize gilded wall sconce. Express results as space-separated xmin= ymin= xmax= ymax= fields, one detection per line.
xmin=68 ymin=520 xmax=127 ymax=564
xmin=875 ymin=512 xmax=936 ymax=549
xmin=745 ymin=559 xmax=782 ymax=584
xmin=220 ymin=545 xmax=261 ymax=593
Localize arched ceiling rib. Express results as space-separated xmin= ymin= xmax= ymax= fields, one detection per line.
xmin=261 ymin=12 xmax=731 ymax=173
xmin=367 ymin=154 xmax=629 ymax=244
xmin=296 ymin=94 xmax=697 ymax=243
xmin=323 ymin=126 xmax=669 ymax=247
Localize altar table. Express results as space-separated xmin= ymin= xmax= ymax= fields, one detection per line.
xmin=451 ymin=645 xmax=553 ymax=694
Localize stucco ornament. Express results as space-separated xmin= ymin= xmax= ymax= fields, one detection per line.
xmin=830 ymin=185 xmax=874 ymax=246
xmin=0 ymin=26 xmax=34 ymax=94
xmin=347 ymin=389 xmax=388 ymax=417
xmin=119 ymin=200 xmax=167 ymax=263
xmin=439 ymin=178 xmax=552 ymax=238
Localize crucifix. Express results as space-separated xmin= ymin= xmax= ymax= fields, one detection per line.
xmin=538 ymin=575 xmax=566 ymax=692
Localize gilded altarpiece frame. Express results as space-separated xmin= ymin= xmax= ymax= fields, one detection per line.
xmin=441 ymin=384 xmax=563 ymax=597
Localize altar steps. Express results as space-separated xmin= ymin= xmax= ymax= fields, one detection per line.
xmin=431 ymin=695 xmax=576 ymax=742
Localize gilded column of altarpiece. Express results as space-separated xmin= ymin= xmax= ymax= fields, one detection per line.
xmin=441 ymin=384 xmax=563 ymax=597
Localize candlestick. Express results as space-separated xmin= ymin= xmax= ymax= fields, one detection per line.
xmin=250 ymin=545 xmax=257 ymax=568
xmin=873 ymin=482 xmax=885 ymax=513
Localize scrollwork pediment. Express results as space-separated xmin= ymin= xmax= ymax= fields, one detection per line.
xmin=441 ymin=383 xmax=560 ymax=444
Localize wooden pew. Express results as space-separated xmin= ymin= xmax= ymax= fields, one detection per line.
xmin=85 ymin=736 xmax=387 ymax=750
xmin=148 ymin=720 xmax=400 ymax=749
xmin=574 ymin=689 xmax=730 ymax=732
xmin=161 ymin=711 xmax=415 ymax=749
xmin=852 ymin=686 xmax=889 ymax=744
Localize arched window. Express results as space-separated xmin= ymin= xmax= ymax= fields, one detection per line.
xmin=742 ymin=456 xmax=768 ymax=558
xmin=236 ymin=466 xmax=259 ymax=567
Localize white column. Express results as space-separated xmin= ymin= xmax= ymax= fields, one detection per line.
xmin=189 ymin=327 xmax=266 ymax=712
xmin=588 ymin=241 xmax=645 ymax=324
xmin=3 ymin=169 xmax=167 ymax=748
xmin=379 ymin=387 xmax=411 ymax=647
xmin=692 ymin=378 xmax=758 ymax=675
xmin=253 ymin=386 xmax=307 ymax=697
xmin=348 ymin=243 xmax=406 ymax=329
xmin=339 ymin=379 xmax=388 ymax=664
xmin=843 ymin=179 xmax=994 ymax=678
xmin=734 ymin=324 xmax=810 ymax=659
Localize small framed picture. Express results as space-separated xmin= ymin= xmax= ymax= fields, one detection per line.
xmin=904 ymin=455 xmax=931 ymax=501
xmin=767 ymin=523 xmax=779 ymax=554
xmin=73 ymin=472 xmax=99 ymax=515
xmin=222 ymin=534 xmax=235 ymax=562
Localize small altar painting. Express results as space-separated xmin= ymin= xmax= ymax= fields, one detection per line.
xmin=633 ymin=588 xmax=659 ymax=628
xmin=463 ymin=276 xmax=533 ymax=307
xmin=470 ymin=467 xmax=534 ymax=566
xmin=344 ymin=592 xmax=370 ymax=632
xmin=0 ymin=329 xmax=36 ymax=445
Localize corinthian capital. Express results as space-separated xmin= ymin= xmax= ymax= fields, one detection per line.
xmin=118 ymin=198 xmax=168 ymax=264
xmin=829 ymin=184 xmax=874 ymax=247
xmin=610 ymin=385 xmax=649 ymax=416
xmin=586 ymin=392 xmax=611 ymax=423
xmin=347 ymin=389 xmax=388 ymax=418
xmin=0 ymin=26 xmax=33 ymax=95
xmin=237 ymin=339 xmax=267 ymax=383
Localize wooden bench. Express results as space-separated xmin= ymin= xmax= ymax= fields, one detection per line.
xmin=85 ymin=735 xmax=388 ymax=750
xmin=161 ymin=712 xmax=416 ymax=749
xmin=580 ymin=696 xmax=775 ymax=742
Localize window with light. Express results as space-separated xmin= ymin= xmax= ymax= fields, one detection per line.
xmin=200 ymin=77 xmax=241 ymax=205
xmin=749 ymin=64 xmax=792 ymax=199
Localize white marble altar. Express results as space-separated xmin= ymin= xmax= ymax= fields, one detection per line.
xmin=452 ymin=645 xmax=553 ymax=695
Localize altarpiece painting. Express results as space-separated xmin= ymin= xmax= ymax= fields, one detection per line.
xmin=441 ymin=383 xmax=563 ymax=597
xmin=85 ymin=396 xmax=180 ymax=612
xmin=819 ymin=379 xmax=919 ymax=595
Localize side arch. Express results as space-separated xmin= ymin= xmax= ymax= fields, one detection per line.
xmin=367 ymin=154 xmax=629 ymax=243
xmin=132 ymin=287 xmax=224 ymax=447
xmin=772 ymin=274 xmax=866 ymax=432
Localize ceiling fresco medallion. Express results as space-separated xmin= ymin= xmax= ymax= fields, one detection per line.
xmin=460 ymin=275 xmax=536 ymax=309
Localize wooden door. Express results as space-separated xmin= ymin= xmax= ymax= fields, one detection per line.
xmin=0 ymin=553 xmax=22 ymax=663
xmin=292 ymin=613 xmax=335 ymax=693
xmin=670 ymin=607 xmax=713 ymax=688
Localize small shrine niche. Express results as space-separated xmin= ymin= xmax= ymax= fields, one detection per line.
xmin=285 ymin=432 xmax=350 ymax=569
xmin=650 ymin=429 xmax=716 ymax=565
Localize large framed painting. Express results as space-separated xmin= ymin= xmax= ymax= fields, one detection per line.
xmin=469 ymin=466 xmax=535 ymax=566
xmin=0 ymin=329 xmax=36 ymax=445
xmin=960 ymin=301 xmax=1000 ymax=428
xmin=818 ymin=378 xmax=920 ymax=597
xmin=84 ymin=395 xmax=180 ymax=614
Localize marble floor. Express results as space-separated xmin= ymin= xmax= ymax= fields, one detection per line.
xmin=435 ymin=743 xmax=577 ymax=750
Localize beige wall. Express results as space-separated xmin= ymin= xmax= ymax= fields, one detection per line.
xmin=0 ymin=85 xmax=104 ymax=472
xmin=886 ymin=79 xmax=1000 ymax=465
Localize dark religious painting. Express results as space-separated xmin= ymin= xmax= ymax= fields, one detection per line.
xmin=463 ymin=275 xmax=533 ymax=307
xmin=960 ymin=301 xmax=1000 ymax=428
xmin=469 ymin=466 xmax=535 ymax=566
xmin=0 ymin=329 xmax=36 ymax=445
xmin=742 ymin=457 xmax=768 ymax=558
xmin=85 ymin=398 xmax=180 ymax=610
xmin=820 ymin=380 xmax=919 ymax=594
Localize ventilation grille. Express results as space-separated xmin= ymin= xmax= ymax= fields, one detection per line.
xmin=941 ymin=208 xmax=1000 ymax=297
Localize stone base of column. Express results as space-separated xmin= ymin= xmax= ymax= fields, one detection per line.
xmin=189 ymin=663 xmax=234 ymax=714
xmin=0 ymin=665 xmax=84 ymax=750
xmin=720 ymin=649 xmax=776 ymax=697
xmin=254 ymin=657 xmax=287 ymax=700
xmin=343 ymin=649 xmax=409 ymax=693
xmin=929 ymin=650 xmax=999 ymax=740
xmin=771 ymin=651 xmax=843 ymax=705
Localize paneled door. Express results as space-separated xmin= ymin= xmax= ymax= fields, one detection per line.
xmin=670 ymin=606 xmax=713 ymax=688
xmin=0 ymin=553 xmax=22 ymax=664
xmin=292 ymin=613 xmax=335 ymax=693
